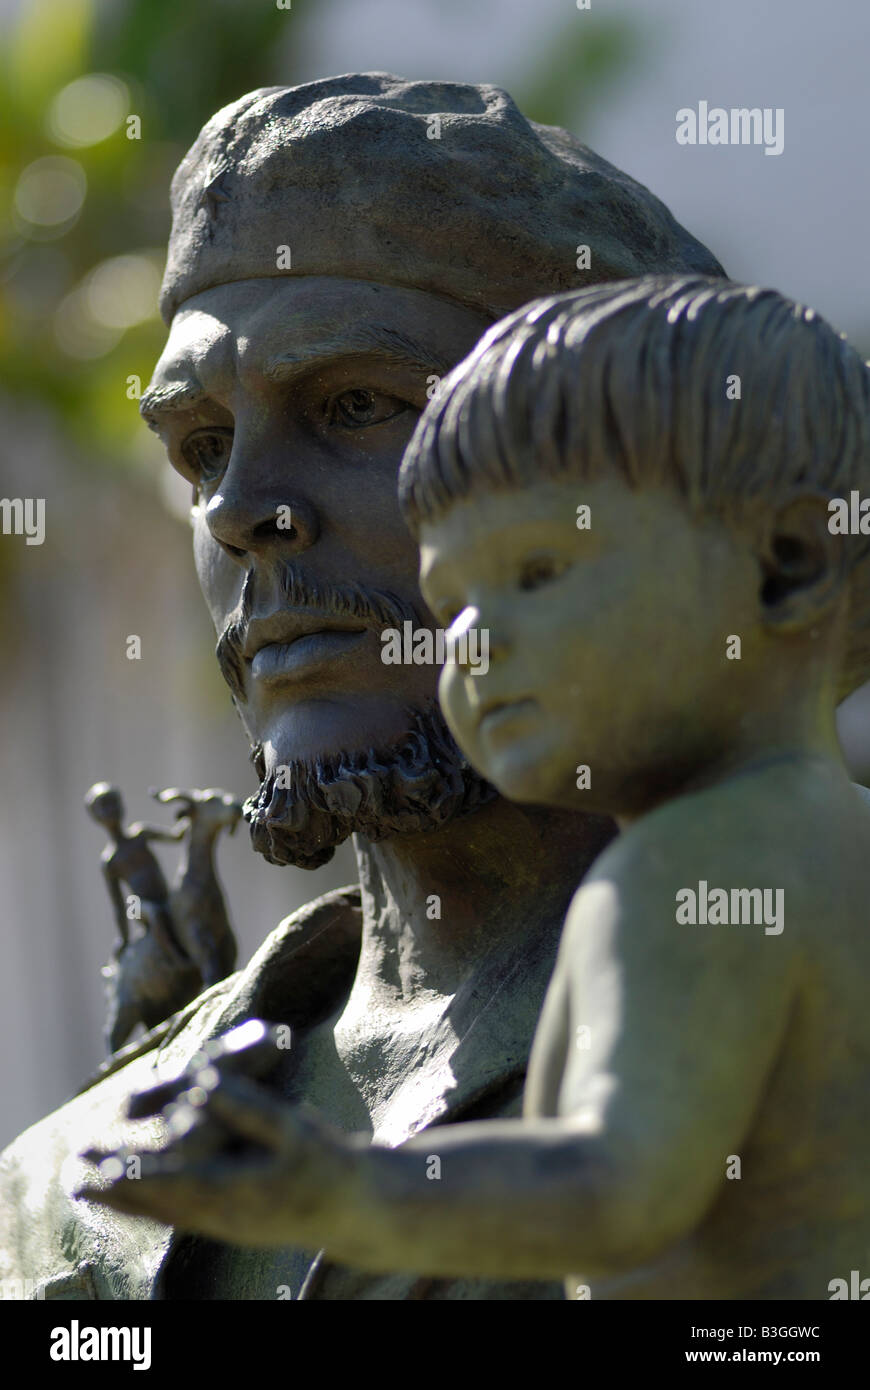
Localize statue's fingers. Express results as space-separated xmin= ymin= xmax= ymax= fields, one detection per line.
xmin=75 ymin=1180 xmax=152 ymax=1216
xmin=124 ymin=1066 xmax=232 ymax=1121
xmin=200 ymin=1072 xmax=290 ymax=1151
xmin=129 ymin=1050 xmax=235 ymax=1120
xmin=125 ymin=1021 xmax=285 ymax=1122
xmin=75 ymin=1169 xmax=207 ymax=1228
xmin=80 ymin=1144 xmax=121 ymax=1167
xmin=81 ymin=1099 xmax=229 ymax=1187
xmin=126 ymin=1058 xmax=227 ymax=1118
xmin=208 ymin=1020 xmax=288 ymax=1078
xmin=126 ymin=1077 xmax=192 ymax=1119
xmin=77 ymin=1124 xmax=223 ymax=1202
xmin=76 ymin=1143 xmax=168 ymax=1194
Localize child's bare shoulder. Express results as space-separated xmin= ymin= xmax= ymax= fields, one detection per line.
xmin=572 ymin=762 xmax=870 ymax=950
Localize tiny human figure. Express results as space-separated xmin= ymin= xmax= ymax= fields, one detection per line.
xmin=78 ymin=277 xmax=870 ymax=1300
xmin=84 ymin=782 xmax=187 ymax=963
xmin=148 ymin=786 xmax=241 ymax=988
xmin=84 ymin=783 xmax=240 ymax=1053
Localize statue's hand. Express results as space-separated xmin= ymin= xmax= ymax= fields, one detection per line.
xmin=74 ymin=1021 xmax=355 ymax=1248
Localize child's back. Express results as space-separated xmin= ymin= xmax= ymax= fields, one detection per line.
xmin=526 ymin=756 xmax=870 ymax=1299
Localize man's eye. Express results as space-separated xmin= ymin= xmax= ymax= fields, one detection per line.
xmin=518 ymin=554 xmax=568 ymax=592
xmin=180 ymin=428 xmax=234 ymax=481
xmin=328 ymin=388 xmax=408 ymax=429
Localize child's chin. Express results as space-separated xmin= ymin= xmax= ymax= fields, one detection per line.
xmin=488 ymin=754 xmax=564 ymax=808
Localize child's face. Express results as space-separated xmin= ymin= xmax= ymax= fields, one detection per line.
xmin=419 ymin=475 xmax=763 ymax=816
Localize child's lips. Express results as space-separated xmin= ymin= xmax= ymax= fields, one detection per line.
xmin=478 ymin=697 xmax=539 ymax=735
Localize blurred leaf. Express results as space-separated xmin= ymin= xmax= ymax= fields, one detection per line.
xmin=515 ymin=13 xmax=643 ymax=131
xmin=0 ymin=0 xmax=305 ymax=492
xmin=8 ymin=0 xmax=93 ymax=111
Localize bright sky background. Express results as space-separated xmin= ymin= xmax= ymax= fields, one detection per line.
xmin=295 ymin=0 xmax=869 ymax=346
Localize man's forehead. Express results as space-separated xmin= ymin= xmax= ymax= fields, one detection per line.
xmin=142 ymin=275 xmax=478 ymax=422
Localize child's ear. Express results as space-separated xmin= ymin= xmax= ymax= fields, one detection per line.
xmin=758 ymin=493 xmax=849 ymax=632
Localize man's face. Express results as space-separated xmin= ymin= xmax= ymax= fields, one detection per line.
xmin=143 ymin=276 xmax=495 ymax=862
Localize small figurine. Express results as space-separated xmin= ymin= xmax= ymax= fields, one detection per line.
xmin=85 ymin=783 xmax=241 ymax=1054
xmin=149 ymin=787 xmax=241 ymax=988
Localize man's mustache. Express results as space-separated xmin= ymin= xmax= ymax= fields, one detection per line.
xmin=216 ymin=562 xmax=423 ymax=702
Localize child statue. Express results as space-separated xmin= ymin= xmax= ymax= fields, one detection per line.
xmin=78 ymin=276 xmax=870 ymax=1300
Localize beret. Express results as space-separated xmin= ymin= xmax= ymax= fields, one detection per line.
xmin=160 ymin=71 xmax=725 ymax=324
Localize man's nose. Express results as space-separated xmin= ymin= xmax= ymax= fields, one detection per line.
xmin=203 ymin=452 xmax=319 ymax=562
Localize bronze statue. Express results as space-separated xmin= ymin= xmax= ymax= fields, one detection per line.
xmin=79 ymin=276 xmax=870 ymax=1301
xmin=86 ymin=785 xmax=241 ymax=1054
xmin=148 ymin=788 xmax=241 ymax=988
xmin=0 ymin=75 xmax=727 ymax=1300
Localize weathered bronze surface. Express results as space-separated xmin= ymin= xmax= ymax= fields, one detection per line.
xmin=66 ymin=276 xmax=870 ymax=1301
xmin=0 ymin=74 xmax=730 ymax=1301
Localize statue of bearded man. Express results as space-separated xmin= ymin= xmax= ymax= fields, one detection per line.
xmin=0 ymin=73 xmax=724 ymax=1301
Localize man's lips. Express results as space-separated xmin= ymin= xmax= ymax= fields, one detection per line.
xmin=251 ymin=630 xmax=368 ymax=681
xmin=243 ymin=611 xmax=369 ymax=683
xmin=242 ymin=610 xmax=369 ymax=658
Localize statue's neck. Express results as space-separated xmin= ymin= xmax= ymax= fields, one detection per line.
xmin=351 ymin=797 xmax=615 ymax=997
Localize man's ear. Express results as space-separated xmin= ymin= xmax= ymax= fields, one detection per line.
xmin=758 ymin=493 xmax=849 ymax=632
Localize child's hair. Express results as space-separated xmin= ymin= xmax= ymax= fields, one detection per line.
xmin=399 ymin=275 xmax=870 ymax=700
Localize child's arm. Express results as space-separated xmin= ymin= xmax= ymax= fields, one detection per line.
xmin=129 ymin=820 xmax=188 ymax=843
xmin=347 ymin=866 xmax=799 ymax=1278
xmin=78 ymin=839 xmax=800 ymax=1281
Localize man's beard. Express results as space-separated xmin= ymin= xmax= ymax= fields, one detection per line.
xmin=244 ymin=701 xmax=494 ymax=868
xmin=215 ymin=562 xmax=496 ymax=869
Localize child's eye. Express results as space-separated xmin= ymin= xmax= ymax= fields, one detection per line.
xmin=518 ymin=554 xmax=568 ymax=592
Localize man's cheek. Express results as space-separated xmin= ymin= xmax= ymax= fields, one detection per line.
xmin=193 ymin=517 xmax=241 ymax=631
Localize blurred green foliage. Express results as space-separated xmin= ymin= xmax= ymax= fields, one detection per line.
xmin=515 ymin=11 xmax=641 ymax=131
xmin=0 ymin=0 xmax=301 ymax=471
